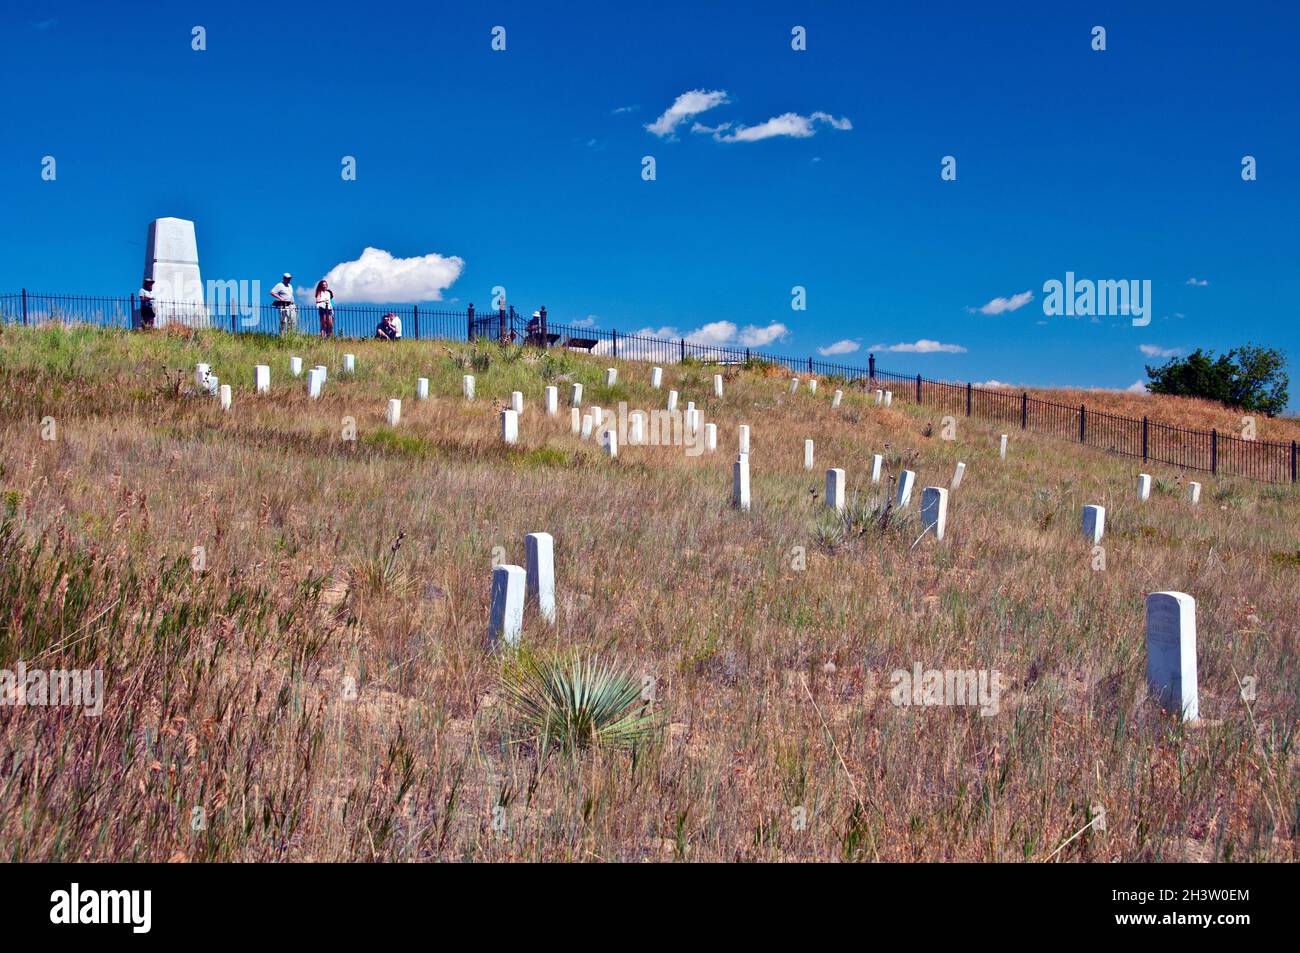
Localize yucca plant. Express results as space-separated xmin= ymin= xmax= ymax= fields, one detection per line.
xmin=347 ymin=531 xmax=412 ymax=601
xmin=500 ymin=649 xmax=659 ymax=755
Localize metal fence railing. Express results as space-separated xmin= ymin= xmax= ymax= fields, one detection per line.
xmin=3 ymin=288 xmax=1296 ymax=484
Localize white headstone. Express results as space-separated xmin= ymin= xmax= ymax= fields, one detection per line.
xmin=704 ymin=422 xmax=717 ymax=451
xmin=544 ymin=386 xmax=558 ymax=416
xmin=289 ymin=356 xmax=302 ymax=378
xmin=570 ymin=382 xmax=582 ymax=406
xmin=895 ymin=469 xmax=916 ymax=508
xmin=1138 ymin=473 xmax=1151 ymax=501
xmin=921 ymin=486 xmax=948 ymax=540
xmin=144 ymin=217 xmax=205 ymax=325
xmin=686 ymin=401 xmax=695 ymax=413
xmin=713 ymin=374 xmax=723 ymax=398
xmin=832 ymin=389 xmax=842 ymax=408
xmin=1146 ymin=591 xmax=1199 ymax=721
xmin=738 ymin=425 xmax=750 ymax=455
xmin=315 ymin=365 xmax=327 ymax=383
xmin=1082 ymin=504 xmax=1105 ymax=544
xmin=667 ymin=390 xmax=678 ymax=412
xmin=733 ymin=454 xmax=751 ymax=511
xmin=951 ymin=461 xmax=966 ymax=489
xmin=219 ymin=384 xmax=232 ymax=412
xmin=803 ymin=439 xmax=814 ymax=470
xmin=524 ymin=533 xmax=556 ymax=625
xmin=871 ymin=454 xmax=883 ymax=484
xmin=307 ymin=368 xmax=323 ymax=399
xmin=875 ymin=389 xmax=883 ymax=405
xmin=825 ymin=468 xmax=845 ymax=512
xmin=463 ymin=375 xmax=476 ymax=400
xmin=417 ymin=377 xmax=429 ymax=400
xmin=884 ymin=391 xmax=892 ymax=407
xmin=501 ymin=409 xmax=519 ymax=444
xmin=387 ymin=398 xmax=401 ymax=427
xmin=580 ymin=414 xmax=593 ymax=440
xmin=1187 ymin=481 xmax=1201 ymax=504
xmin=570 ymin=407 xmax=581 ymax=434
xmin=511 ymin=391 xmax=524 ymax=415
xmin=999 ymin=434 xmax=1008 ymax=460
xmin=790 ymin=378 xmax=799 ymax=394
xmin=194 ymin=363 xmax=210 ymax=390
xmin=254 ymin=365 xmax=270 ymax=393
xmin=606 ymin=368 xmax=618 ymax=387
xmin=206 ymin=374 xmax=220 ymax=396
xmin=488 ymin=565 xmax=526 ymax=647
xmin=592 ymin=406 xmax=603 ymax=427
xmin=343 ymin=353 xmax=355 ymax=374
xmin=603 ymin=427 xmax=618 ymax=458
xmin=808 ymin=380 xmax=818 ymax=395
xmin=651 ymin=366 xmax=663 ymax=389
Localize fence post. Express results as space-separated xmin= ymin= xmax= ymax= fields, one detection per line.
xmin=231 ymin=308 xmax=236 ymax=334
xmin=413 ymin=304 xmax=420 ymax=340
xmin=613 ymin=329 xmax=618 ymax=359
xmin=916 ymin=373 xmax=922 ymax=404
xmin=965 ymin=382 xmax=972 ymax=416
xmin=1292 ymin=441 xmax=1297 ymax=483
xmin=1021 ymin=392 xmax=1027 ymax=429
xmin=21 ymin=288 xmax=28 ymax=326
xmin=467 ymin=303 xmax=474 ymax=341
xmin=129 ymin=293 xmax=136 ymax=330
xmin=1211 ymin=429 xmax=1217 ymax=474
xmin=1142 ymin=416 xmax=1148 ymax=461
xmin=680 ymin=338 xmax=686 ymax=362
xmin=868 ymin=353 xmax=875 ymax=380
xmin=745 ymin=347 xmax=750 ymax=364
xmin=499 ymin=305 xmax=507 ymax=342
xmin=540 ymin=306 xmax=547 ymax=348
xmin=1079 ymin=404 xmax=1086 ymax=443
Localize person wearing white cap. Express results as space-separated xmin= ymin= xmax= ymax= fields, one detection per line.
xmin=270 ymin=271 xmax=297 ymax=335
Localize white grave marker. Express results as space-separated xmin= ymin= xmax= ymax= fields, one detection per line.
xmin=417 ymin=377 xmax=429 ymax=400
xmin=832 ymin=389 xmax=842 ymax=408
xmin=951 ymin=461 xmax=966 ymax=489
xmin=1145 ymin=591 xmax=1199 ymax=721
xmin=524 ymin=533 xmax=556 ymax=625
xmin=1082 ymin=504 xmax=1105 ymax=544
xmin=875 ymin=389 xmax=883 ymax=405
xmin=921 ymin=486 xmax=948 ymax=540
xmin=825 ymin=468 xmax=845 ymax=512
xmin=790 ymin=378 xmax=800 ymax=394
xmin=871 ymin=454 xmax=883 ymax=484
xmin=895 ymin=469 xmax=916 ymax=508
xmin=206 ymin=374 xmax=220 ymax=396
xmin=605 ymin=368 xmax=618 ymax=387
xmin=603 ymin=428 xmax=618 ymax=458
xmin=254 ymin=365 xmax=270 ymax=393
xmin=219 ymin=384 xmax=231 ymax=412
xmin=808 ymin=379 xmax=818 ymax=395
xmin=884 ymin=391 xmax=892 ymax=406
xmin=343 ymin=353 xmax=355 ymax=374
xmin=488 ymin=565 xmax=526 ymax=647
xmin=733 ymin=454 xmax=751 ymax=511
xmin=804 ymin=439 xmax=814 ymax=470
xmin=511 ymin=391 xmax=524 ymax=415
xmin=1187 ymin=481 xmax=1201 ymax=504
xmin=570 ymin=407 xmax=581 ymax=434
xmin=289 ymin=356 xmax=302 ymax=378
xmin=194 ymin=363 xmax=210 ymax=390
xmin=501 ymin=409 xmax=519 ymax=444
xmin=1138 ymin=473 xmax=1151 ymax=501
xmin=544 ymin=385 xmax=558 ymax=416
xmin=704 ymin=422 xmax=717 ymax=451
xmin=580 ymin=414 xmax=593 ymax=439
xmin=738 ymin=425 xmax=750 ymax=454
xmin=387 ymin=399 xmax=401 ymax=427
xmin=666 ymin=390 xmax=678 ymax=412
xmin=570 ymin=382 xmax=582 ymax=406
xmin=315 ymin=365 xmax=327 ymax=383
xmin=999 ymin=434 xmax=1008 ymax=460
xmin=307 ymin=368 xmax=323 ymax=399
xmin=629 ymin=412 xmax=645 ymax=445
xmin=713 ymin=374 xmax=723 ymax=397
xmin=651 ymin=366 xmax=663 ymax=389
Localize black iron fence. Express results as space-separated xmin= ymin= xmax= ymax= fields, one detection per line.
xmin=3 ymin=288 xmax=1296 ymax=484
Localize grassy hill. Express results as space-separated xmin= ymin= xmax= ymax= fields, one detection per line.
xmin=0 ymin=323 xmax=1295 ymax=861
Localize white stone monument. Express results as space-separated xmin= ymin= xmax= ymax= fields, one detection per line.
xmin=804 ymin=439 xmax=814 ymax=470
xmin=343 ymin=353 xmax=355 ymax=374
xmin=605 ymin=368 xmax=618 ymax=387
xmin=1187 ymin=481 xmax=1201 ymax=504
xmin=1146 ymin=591 xmax=1199 ymax=721
xmin=417 ymin=378 xmax=429 ymax=400
xmin=463 ymin=375 xmax=476 ymax=401
xmin=999 ymin=434 xmax=1008 ymax=460
xmin=713 ymin=374 xmax=723 ymax=398
xmin=884 ymin=391 xmax=892 ymax=406
xmin=733 ymin=454 xmax=751 ymax=511
xmin=144 ymin=217 xmax=206 ymax=326
xmin=254 ymin=365 xmax=270 ymax=394
xmin=790 ymin=378 xmax=799 ymax=394
xmin=387 ymin=399 xmax=401 ymax=427
xmin=603 ymin=428 xmax=618 ymax=458
xmin=570 ymin=407 xmax=581 ymax=434
xmin=1138 ymin=473 xmax=1151 ymax=501
xmin=871 ymin=454 xmax=883 ymax=484
xmin=570 ymin=382 xmax=582 ymax=406
xmin=544 ymin=386 xmax=558 ymax=416
xmin=580 ymin=414 xmax=593 ymax=439
xmin=704 ymin=422 xmax=717 ymax=451
xmin=289 ymin=356 xmax=302 ymax=378
xmin=832 ymin=389 xmax=842 ymax=408
xmin=651 ymin=367 xmax=663 ymax=389
xmin=219 ymin=384 xmax=232 ymax=412
xmin=738 ymin=424 xmax=750 ymax=455
xmin=667 ymin=390 xmax=678 ymax=412
xmin=194 ymin=363 xmax=210 ymax=390
xmin=307 ymin=368 xmax=323 ymax=399
xmin=511 ymin=391 xmax=524 ymax=415
xmin=951 ymin=461 xmax=966 ymax=489
xmin=501 ymin=409 xmax=519 ymax=444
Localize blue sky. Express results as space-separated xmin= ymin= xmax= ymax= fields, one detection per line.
xmin=4 ymin=1 xmax=1298 ymax=404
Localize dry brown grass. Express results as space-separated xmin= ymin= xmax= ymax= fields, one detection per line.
xmin=0 ymin=324 xmax=1295 ymax=862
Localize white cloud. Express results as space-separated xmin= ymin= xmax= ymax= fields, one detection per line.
xmin=1186 ymin=277 xmax=1209 ymax=287
xmin=738 ymin=322 xmax=788 ymax=347
xmin=970 ymin=290 xmax=1034 ymax=315
xmin=817 ymin=339 xmax=860 ymax=356
xmin=646 ymin=89 xmax=729 ymax=138
xmin=1139 ymin=344 xmax=1183 ymax=358
xmin=973 ymin=380 xmax=1015 ymax=389
xmin=609 ymin=320 xmax=787 ymax=353
xmin=869 ymin=339 xmax=967 ymax=354
xmin=308 ymin=247 xmax=464 ymax=304
xmin=695 ymin=111 xmax=851 ymax=143
xmin=1126 ymin=380 xmax=1150 ymax=394
xmin=611 ymin=105 xmax=638 ymax=115
xmin=571 ymin=315 xmax=597 ymax=328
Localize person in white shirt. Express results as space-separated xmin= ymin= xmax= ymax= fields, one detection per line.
xmin=314 ymin=279 xmax=335 ymax=338
xmin=270 ymin=272 xmax=297 ymax=335
xmin=391 ymin=312 xmax=402 ymax=339
xmin=138 ymin=277 xmax=156 ymax=329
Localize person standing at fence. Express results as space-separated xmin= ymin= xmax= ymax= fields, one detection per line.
xmin=526 ymin=310 xmax=542 ymax=346
xmin=315 ymin=279 xmax=335 ymax=338
xmin=270 ymin=272 xmax=297 ymax=335
xmin=138 ymin=277 xmax=156 ymax=330
xmin=390 ymin=312 xmax=402 ymax=339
